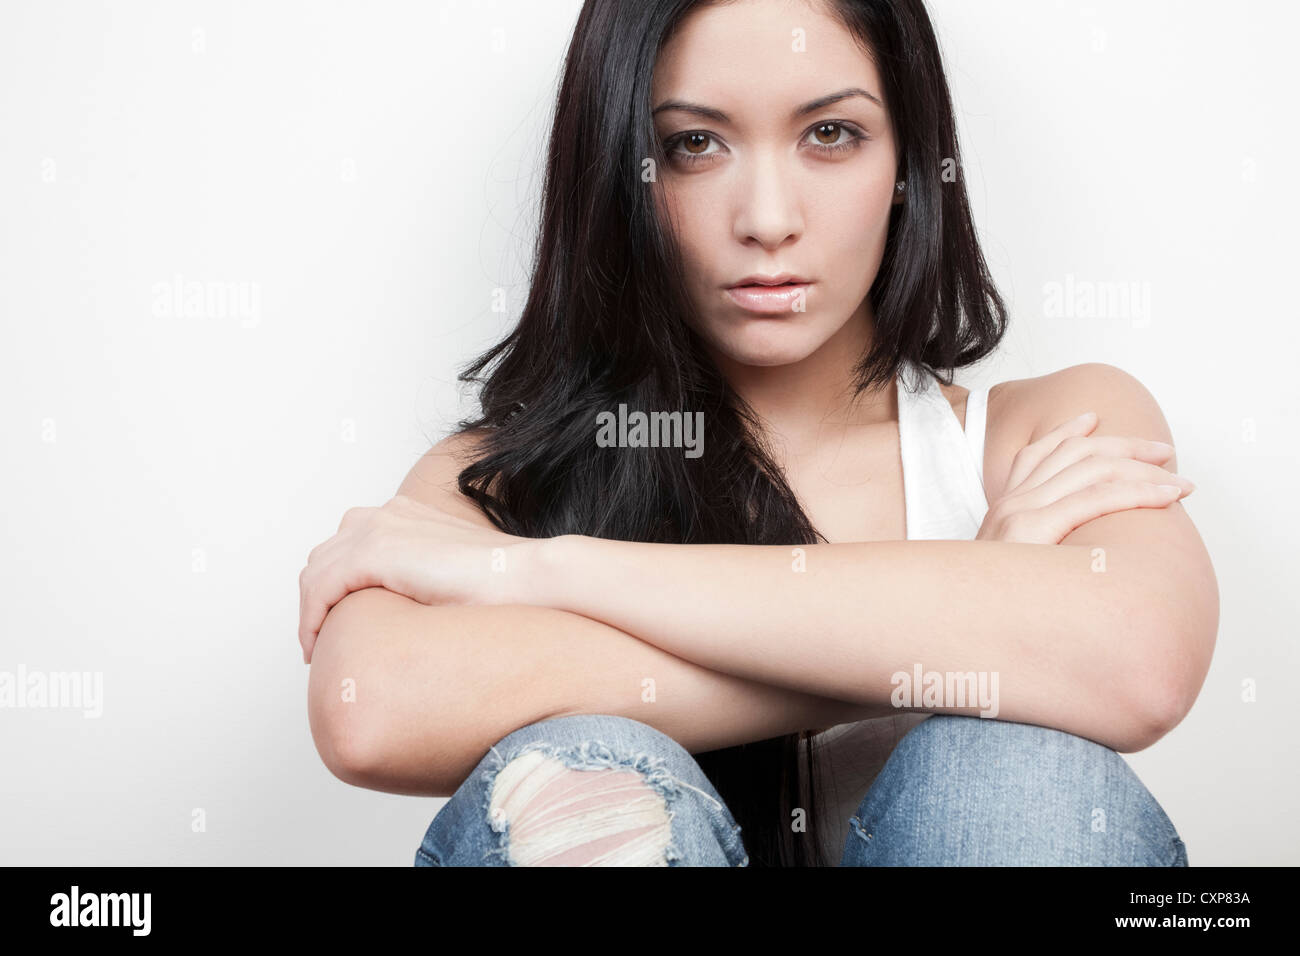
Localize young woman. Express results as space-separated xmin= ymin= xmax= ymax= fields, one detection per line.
xmin=298 ymin=0 xmax=1217 ymax=867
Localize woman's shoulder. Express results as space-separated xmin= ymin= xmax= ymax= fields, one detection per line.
xmin=987 ymin=362 xmax=1164 ymax=441
xmin=970 ymin=362 xmax=1165 ymax=504
xmin=394 ymin=427 xmax=495 ymax=521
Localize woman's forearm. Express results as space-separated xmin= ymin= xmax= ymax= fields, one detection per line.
xmin=307 ymin=587 xmax=890 ymax=797
xmin=522 ymin=535 xmax=1184 ymax=752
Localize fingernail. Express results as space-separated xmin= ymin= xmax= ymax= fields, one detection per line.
xmin=1076 ymin=411 xmax=1096 ymax=421
xmin=1157 ymin=484 xmax=1184 ymax=495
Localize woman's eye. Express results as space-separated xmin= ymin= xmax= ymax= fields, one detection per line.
xmin=806 ymin=121 xmax=865 ymax=152
xmin=663 ymin=122 xmax=868 ymax=168
xmin=664 ymin=132 xmax=720 ymax=165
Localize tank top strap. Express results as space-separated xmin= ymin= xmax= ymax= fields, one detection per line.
xmin=896 ymin=360 xmax=990 ymax=539
xmin=963 ymin=383 xmax=990 ymax=495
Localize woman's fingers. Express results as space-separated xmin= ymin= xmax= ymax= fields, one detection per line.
xmin=1001 ymin=409 xmax=1181 ymax=502
xmin=981 ymin=412 xmax=1191 ymax=546
xmin=1004 ymin=411 xmax=1099 ymax=491
xmin=1008 ymin=439 xmax=1185 ymax=496
xmin=1011 ymin=434 xmax=1175 ymax=495
xmin=298 ymin=542 xmax=380 ymax=664
xmin=1008 ymin=453 xmax=1191 ymax=512
xmin=297 ymin=495 xmax=526 ymax=664
xmin=1009 ymin=480 xmax=1189 ymax=544
xmin=299 ymin=534 xmax=345 ymax=652
xmin=299 ymin=558 xmax=340 ymax=663
xmin=299 ymin=505 xmax=424 ymax=663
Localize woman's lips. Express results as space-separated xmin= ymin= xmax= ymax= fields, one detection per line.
xmin=724 ymin=283 xmax=811 ymax=315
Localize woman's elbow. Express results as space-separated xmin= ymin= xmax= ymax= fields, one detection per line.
xmin=306 ymin=588 xmax=405 ymax=787
xmin=1117 ymin=613 xmax=1218 ymax=752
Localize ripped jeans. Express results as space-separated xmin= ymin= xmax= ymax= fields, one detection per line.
xmin=413 ymin=713 xmax=1189 ymax=867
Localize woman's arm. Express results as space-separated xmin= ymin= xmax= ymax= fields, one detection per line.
xmin=306 ymin=431 xmax=889 ymax=796
xmin=525 ymin=536 xmax=1175 ymax=754
xmin=307 ymin=587 xmax=889 ymax=796
xmin=513 ymin=364 xmax=1218 ymax=754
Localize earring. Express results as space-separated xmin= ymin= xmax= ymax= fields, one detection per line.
xmin=895 ymin=181 xmax=906 ymax=192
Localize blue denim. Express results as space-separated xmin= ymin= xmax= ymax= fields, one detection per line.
xmin=415 ymin=712 xmax=1188 ymax=866
xmin=841 ymin=713 xmax=1188 ymax=866
xmin=415 ymin=713 xmax=749 ymax=866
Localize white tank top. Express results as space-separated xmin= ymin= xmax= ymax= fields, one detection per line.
xmin=801 ymin=358 xmax=992 ymax=864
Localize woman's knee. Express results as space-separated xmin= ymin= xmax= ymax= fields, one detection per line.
xmin=416 ymin=714 xmax=748 ymax=867
xmin=844 ymin=714 xmax=1187 ymax=866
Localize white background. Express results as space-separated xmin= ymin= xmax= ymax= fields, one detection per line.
xmin=1 ymin=0 xmax=1295 ymax=865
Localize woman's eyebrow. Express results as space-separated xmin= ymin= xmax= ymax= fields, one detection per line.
xmin=651 ymin=86 xmax=882 ymax=123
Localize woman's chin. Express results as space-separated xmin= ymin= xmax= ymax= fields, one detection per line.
xmin=705 ymin=326 xmax=827 ymax=369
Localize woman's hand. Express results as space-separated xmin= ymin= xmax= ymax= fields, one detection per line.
xmin=975 ymin=410 xmax=1196 ymax=545
xmin=298 ymin=494 xmax=531 ymax=664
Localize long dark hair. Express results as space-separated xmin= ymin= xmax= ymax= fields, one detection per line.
xmin=451 ymin=0 xmax=1008 ymax=866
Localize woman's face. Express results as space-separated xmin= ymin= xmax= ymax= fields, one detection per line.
xmin=651 ymin=0 xmax=900 ymax=370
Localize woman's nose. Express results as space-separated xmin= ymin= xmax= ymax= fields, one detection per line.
xmin=730 ymin=154 xmax=805 ymax=249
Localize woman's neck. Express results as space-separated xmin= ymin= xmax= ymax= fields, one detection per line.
xmin=713 ymin=305 xmax=896 ymax=455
